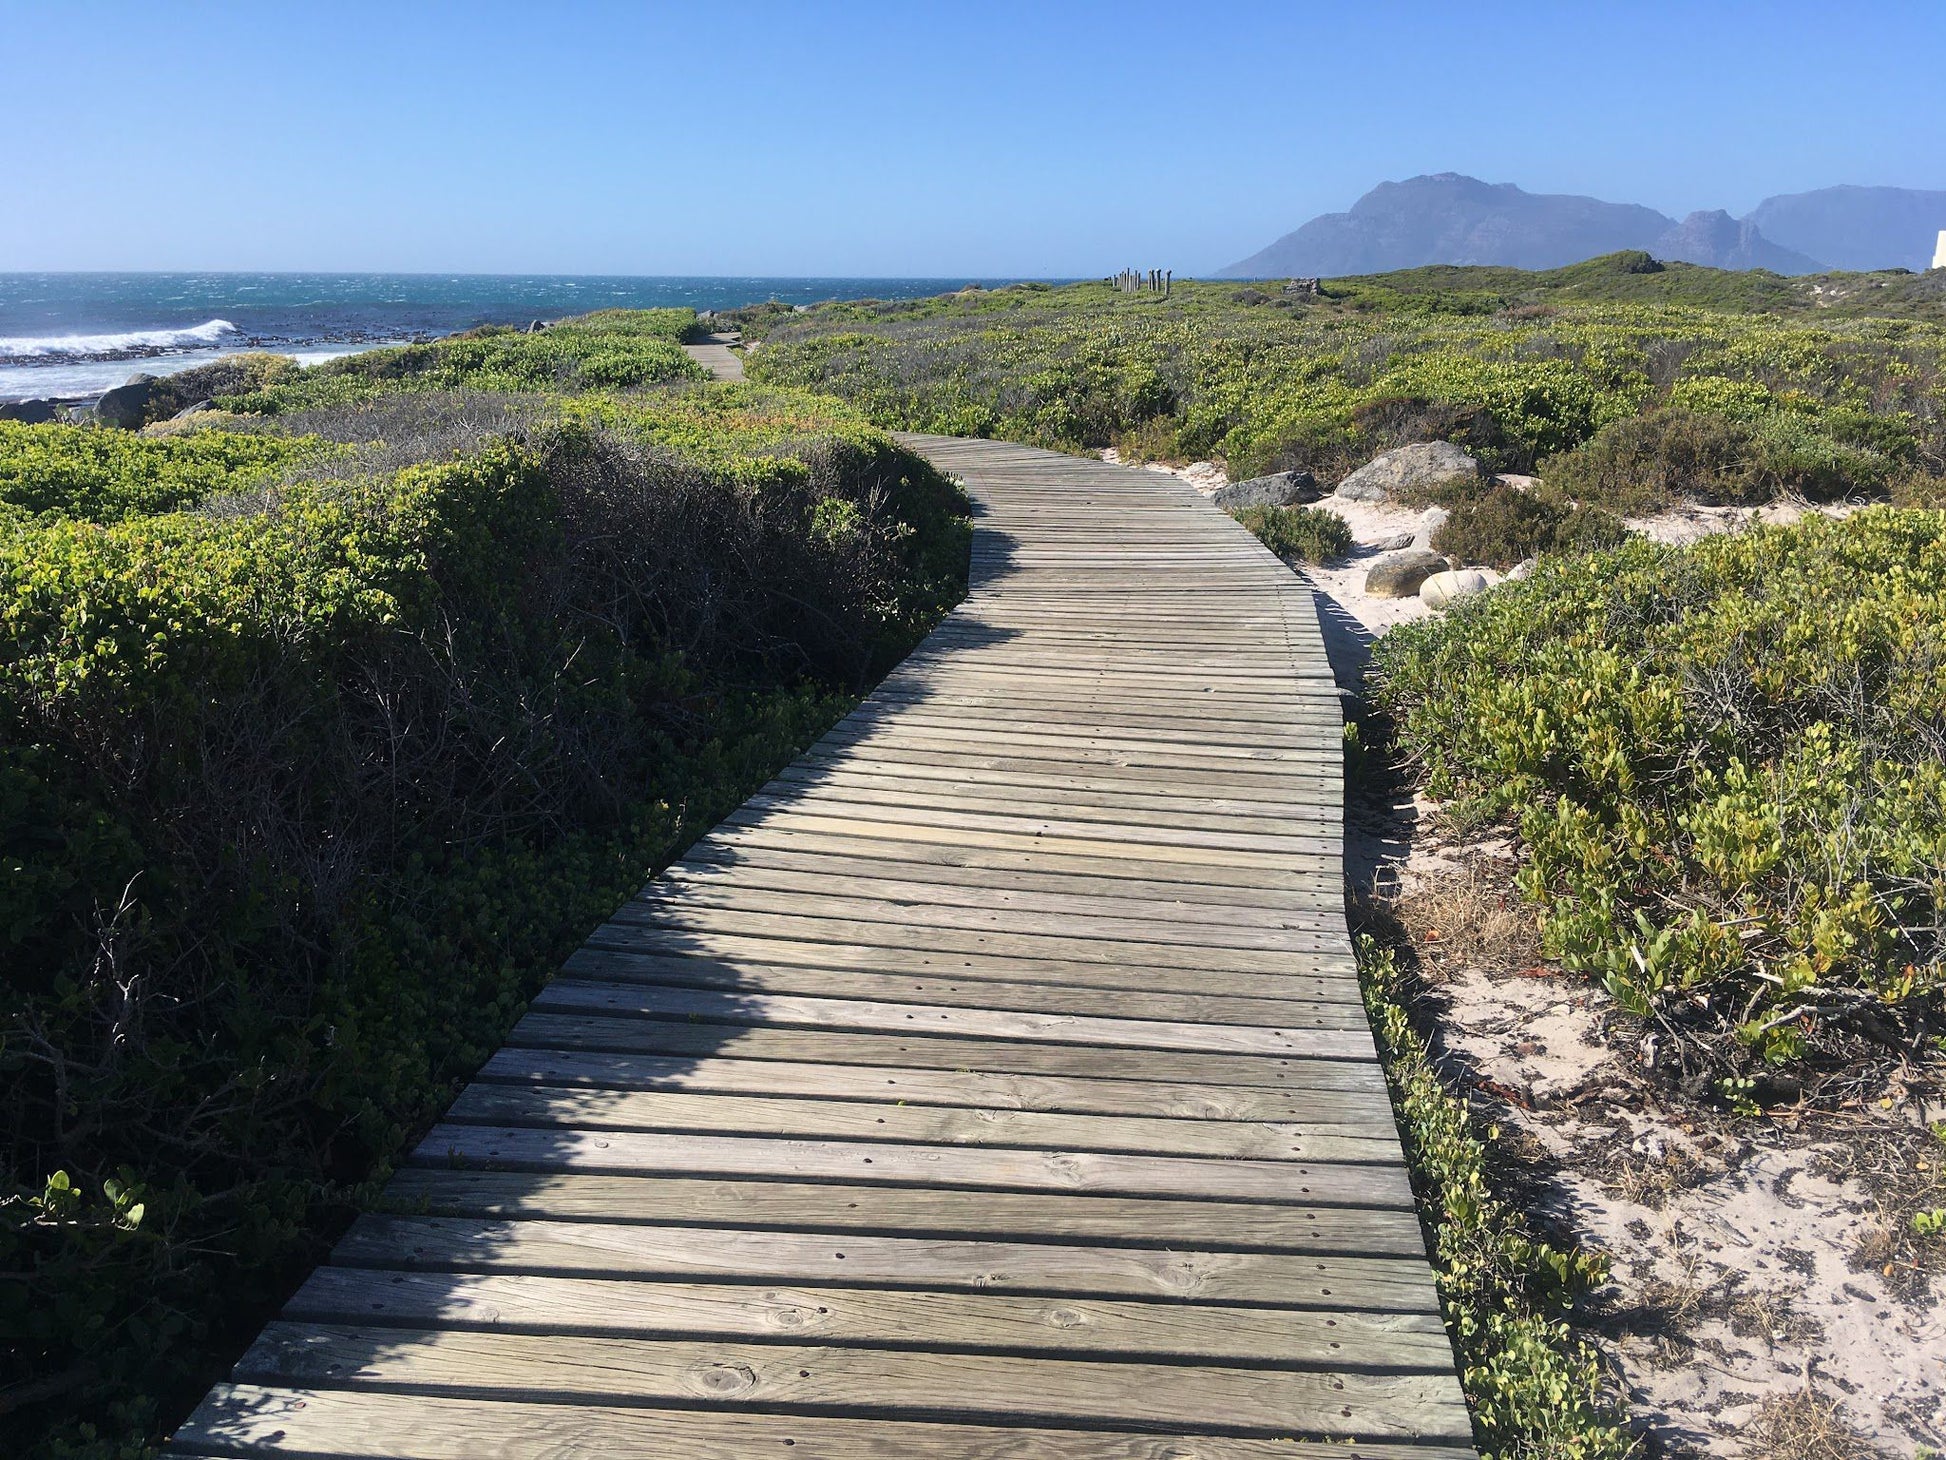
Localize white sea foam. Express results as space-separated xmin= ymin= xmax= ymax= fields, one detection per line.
xmin=0 ymin=318 xmax=239 ymax=361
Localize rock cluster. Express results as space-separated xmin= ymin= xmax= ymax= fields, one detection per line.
xmin=0 ymin=398 xmax=60 ymax=424
xmin=1363 ymin=548 xmax=1449 ymax=598
xmin=1210 ymin=470 xmax=1321 ymax=512
xmin=93 ymin=373 xmax=156 ymax=429
xmin=1334 ymin=441 xmax=1479 ymax=503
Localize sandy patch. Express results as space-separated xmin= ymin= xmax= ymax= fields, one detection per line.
xmin=1627 ymin=499 xmax=1859 ymax=546
xmin=1097 ymin=446 xmax=1228 ymax=494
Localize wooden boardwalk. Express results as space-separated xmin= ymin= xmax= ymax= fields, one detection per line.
xmin=684 ymin=333 xmax=746 ymax=380
xmin=167 ymin=437 xmax=1473 ymax=1458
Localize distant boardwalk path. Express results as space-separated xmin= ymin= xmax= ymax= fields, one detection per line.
xmin=684 ymin=334 xmax=746 ymax=380
xmin=166 ymin=437 xmax=1473 ymax=1458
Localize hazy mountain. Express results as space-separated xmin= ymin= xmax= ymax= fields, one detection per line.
xmin=1744 ymin=186 xmax=1946 ymax=272
xmin=1221 ymin=174 xmax=1836 ymax=279
xmin=1219 ymin=174 xmax=1671 ymax=278
xmin=1651 ymin=210 xmax=1824 ymax=274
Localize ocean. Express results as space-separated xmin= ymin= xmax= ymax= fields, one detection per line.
xmin=0 ymin=273 xmax=1037 ymax=402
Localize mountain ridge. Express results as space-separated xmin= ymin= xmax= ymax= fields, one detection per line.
xmin=1220 ymin=174 xmax=1945 ymax=278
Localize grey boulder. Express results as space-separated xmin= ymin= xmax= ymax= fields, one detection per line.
xmin=93 ymin=373 xmax=156 ymax=429
xmin=1335 ymin=440 xmax=1480 ymax=503
xmin=171 ymin=399 xmax=217 ymax=420
xmin=1364 ymin=548 xmax=1450 ymax=599
xmin=1369 ymin=530 xmax=1415 ymax=552
xmin=1210 ymin=470 xmax=1321 ymax=512
xmin=0 ymin=397 xmax=59 ymax=424
xmin=1411 ymin=505 xmax=1451 ymax=550
xmin=1420 ymin=568 xmax=1493 ymax=610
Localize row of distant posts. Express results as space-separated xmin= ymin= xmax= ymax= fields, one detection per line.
xmin=1110 ymin=268 xmax=1172 ymax=296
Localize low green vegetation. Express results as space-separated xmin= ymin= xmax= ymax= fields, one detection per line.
xmin=1360 ymin=938 xmax=1633 ymax=1459
xmin=1229 ymin=502 xmax=1353 ymax=561
xmin=1370 ymin=510 xmax=1946 ymax=1096
xmin=744 ymin=257 xmax=1946 ymax=515
xmin=0 ymin=420 xmax=323 ymax=522
xmin=1407 ymin=478 xmax=1632 ymax=569
xmin=221 ymin=309 xmax=704 ymax=415
xmin=0 ymin=314 xmax=968 ymax=1456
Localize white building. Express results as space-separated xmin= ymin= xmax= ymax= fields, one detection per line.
xmin=1935 ymin=230 xmax=1946 ymax=270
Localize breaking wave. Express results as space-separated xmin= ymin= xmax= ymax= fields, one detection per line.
xmin=0 ymin=318 xmax=239 ymax=362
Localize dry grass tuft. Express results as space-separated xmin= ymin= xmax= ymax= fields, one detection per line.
xmin=1813 ymin=1116 xmax=1946 ymax=1301
xmin=1393 ymin=864 xmax=1542 ymax=979
xmin=1743 ymin=1386 xmax=1883 ymax=1460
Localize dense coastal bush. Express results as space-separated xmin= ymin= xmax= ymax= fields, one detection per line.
xmin=0 ymin=421 xmax=321 ymax=522
xmin=1419 ymin=481 xmax=1632 ymax=569
xmin=1230 ymin=502 xmax=1353 ymax=562
xmin=135 ymin=351 xmax=303 ymax=424
xmin=746 ymin=259 xmax=1946 ymax=505
xmin=1369 ymin=510 xmax=1946 ymax=1094
xmin=222 ymin=308 xmax=705 ymax=414
xmin=0 ymin=316 xmax=968 ymax=1455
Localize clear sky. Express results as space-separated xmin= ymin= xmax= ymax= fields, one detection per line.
xmin=6 ymin=0 xmax=1943 ymax=276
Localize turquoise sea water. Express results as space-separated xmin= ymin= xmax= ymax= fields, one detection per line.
xmin=0 ymin=272 xmax=1040 ymax=400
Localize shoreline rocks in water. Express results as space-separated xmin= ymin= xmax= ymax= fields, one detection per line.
xmin=1334 ymin=440 xmax=1480 ymax=503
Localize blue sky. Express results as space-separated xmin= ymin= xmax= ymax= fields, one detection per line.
xmin=6 ymin=0 xmax=1943 ymax=275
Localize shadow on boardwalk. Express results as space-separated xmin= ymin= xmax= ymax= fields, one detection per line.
xmin=168 ymin=442 xmax=1473 ymax=1457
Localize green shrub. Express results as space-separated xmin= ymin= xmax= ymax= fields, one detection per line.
xmin=1541 ymin=407 xmax=1763 ymax=513
xmin=139 ymin=351 xmax=302 ymax=423
xmin=1 ymin=336 xmax=969 ymax=1456
xmin=1230 ymin=503 xmax=1353 ymax=562
xmin=1370 ymin=510 xmax=1946 ymax=1086
xmin=1429 ymin=483 xmax=1632 ymax=569
xmin=223 ymin=309 xmax=705 ymax=415
xmin=0 ymin=420 xmax=320 ymax=521
xmin=1360 ymin=939 xmax=1632 ymax=1459
xmin=747 ymin=273 xmax=1946 ymax=504
xmin=1545 ymin=404 xmax=1916 ymax=515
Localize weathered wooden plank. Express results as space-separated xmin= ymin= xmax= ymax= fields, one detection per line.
xmin=379 ymin=1171 xmax=1429 ymax=1255
xmin=723 ymin=795 xmax=1340 ymax=860
xmin=767 ymin=758 xmax=1344 ymax=812
xmin=551 ymin=946 xmax=1364 ymax=1020
xmin=694 ymin=821 xmax=1345 ymax=890
xmin=441 ymin=1084 xmax=1404 ymax=1159
xmin=286 ymin=1269 xmax=1458 ymax=1365
xmin=406 ymin=1126 xmax=1413 ymax=1208
xmin=472 ymin=1047 xmax=1380 ymax=1120
xmin=505 ymin=1013 xmax=1385 ymax=1090
xmin=670 ymin=840 xmax=1348 ymax=917
xmin=231 ymin=1325 xmax=1470 ymax=1439
xmin=600 ymin=898 xmax=1354 ymax=969
xmin=530 ymin=981 xmax=1377 ymax=1058
xmin=623 ymin=876 xmax=1347 ymax=946
xmin=331 ymin=1216 xmax=1439 ymax=1308
xmin=561 ymin=940 xmax=1363 ymax=1007
xmin=169 ymin=1386 xmax=1479 ymax=1460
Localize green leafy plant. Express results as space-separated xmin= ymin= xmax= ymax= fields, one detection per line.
xmin=1426 ymin=482 xmax=1632 ymax=568
xmin=1370 ymin=510 xmax=1946 ymax=1088
xmin=1230 ymin=502 xmax=1354 ymax=561
xmin=0 ymin=314 xmax=970 ymax=1457
xmin=1360 ymin=938 xmax=1634 ymax=1459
